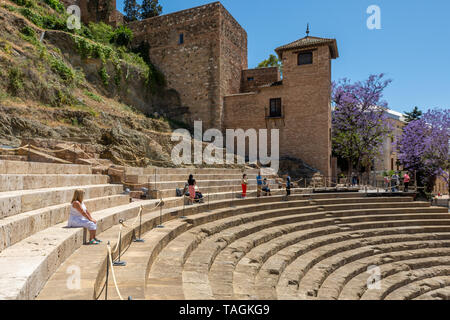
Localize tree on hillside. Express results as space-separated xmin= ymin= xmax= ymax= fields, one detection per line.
xmin=257 ymin=54 xmax=282 ymax=75
xmin=404 ymin=106 xmax=423 ymax=122
xmin=332 ymin=74 xmax=393 ymax=178
xmin=124 ymin=0 xmax=140 ymax=22
xmin=396 ymin=108 xmax=450 ymax=197
xmin=140 ymin=0 xmax=162 ymax=19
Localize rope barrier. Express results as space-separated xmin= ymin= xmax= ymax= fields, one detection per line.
xmin=106 ymin=243 xmax=124 ymax=300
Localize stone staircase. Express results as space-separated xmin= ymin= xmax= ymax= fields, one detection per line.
xmin=0 ymin=160 xmax=286 ymax=300
xmin=4 ymin=159 xmax=448 ymax=300
xmin=121 ymin=167 xmax=264 ymax=199
xmin=35 ymin=188 xmax=450 ymax=300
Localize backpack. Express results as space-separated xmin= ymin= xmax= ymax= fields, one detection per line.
xmin=176 ymin=188 xmax=182 ymax=197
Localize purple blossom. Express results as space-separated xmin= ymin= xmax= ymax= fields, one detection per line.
xmin=332 ymin=74 xmax=393 ymax=173
xmin=396 ymin=108 xmax=450 ymax=189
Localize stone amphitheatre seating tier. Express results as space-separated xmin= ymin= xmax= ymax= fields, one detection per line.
xmin=13 ymin=187 xmax=289 ymax=300
xmin=67 ymin=193 xmax=446 ymax=301
xmin=126 ymin=173 xmax=258 ymax=184
xmin=0 ymin=199 xmax=170 ymax=300
xmin=36 ymin=192 xmax=363 ymax=300
xmin=37 ymin=192 xmax=445 ymax=301
xmin=0 ymin=174 xmax=109 ymax=192
xmin=0 ymin=160 xmax=92 ymax=175
xmin=0 ymin=194 xmax=129 ymax=252
xmin=148 ymin=178 xmax=260 ymax=190
xmin=146 ymin=202 xmax=447 ymax=300
xmin=0 ymin=184 xmax=123 ymax=219
xmin=123 ymin=167 xmax=259 ymax=176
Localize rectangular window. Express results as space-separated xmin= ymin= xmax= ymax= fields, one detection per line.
xmin=298 ymin=51 xmax=313 ymax=65
xmin=179 ymin=33 xmax=184 ymax=44
xmin=247 ymin=77 xmax=254 ymax=81
xmin=269 ymin=98 xmax=282 ymax=118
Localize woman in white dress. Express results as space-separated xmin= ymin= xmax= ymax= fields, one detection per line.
xmin=68 ymin=189 xmax=101 ymax=245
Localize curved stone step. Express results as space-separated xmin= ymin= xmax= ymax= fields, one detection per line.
xmin=246 ymin=230 xmax=450 ymax=300
xmin=128 ymin=173 xmax=258 ymax=184
xmin=0 ymin=160 xmax=91 ymax=175
xmin=0 ymin=174 xmax=108 ymax=192
xmin=385 ymin=276 xmax=450 ymax=300
xmin=414 ymin=285 xmax=450 ymax=300
xmin=296 ymin=239 xmax=450 ymax=299
xmin=0 ymin=200 xmax=159 ymax=300
xmin=181 ymin=207 xmax=445 ymax=299
xmin=0 ymin=184 xmax=123 ymax=219
xmin=338 ymin=252 xmax=450 ymax=300
xmin=317 ymin=236 xmax=450 ymax=300
xmin=151 ymin=199 xmax=443 ymax=299
xmin=360 ymin=262 xmax=450 ymax=300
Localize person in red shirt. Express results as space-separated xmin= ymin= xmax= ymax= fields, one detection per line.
xmin=403 ymin=172 xmax=411 ymax=192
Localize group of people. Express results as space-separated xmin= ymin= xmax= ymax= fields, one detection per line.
xmin=181 ymin=174 xmax=204 ymax=204
xmin=384 ymin=171 xmax=411 ymax=192
xmin=67 ymin=171 xmax=295 ymax=245
xmin=241 ymin=172 xmax=273 ymax=198
xmin=242 ymin=172 xmax=293 ymax=198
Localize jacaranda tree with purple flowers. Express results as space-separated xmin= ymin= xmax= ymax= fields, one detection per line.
xmin=396 ymin=108 xmax=450 ymax=195
xmin=332 ymin=74 xmax=393 ymax=177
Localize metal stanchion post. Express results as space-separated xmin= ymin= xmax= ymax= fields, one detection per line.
xmin=105 ymin=241 xmax=110 ymax=300
xmin=157 ymin=196 xmax=164 ymax=228
xmin=232 ymin=187 xmax=235 ymax=207
xmin=133 ymin=208 xmax=144 ymax=243
xmin=113 ymin=223 xmax=126 ymax=266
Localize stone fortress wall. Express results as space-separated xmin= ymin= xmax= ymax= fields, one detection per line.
xmin=128 ymin=2 xmax=247 ymax=129
xmin=64 ymin=0 xmax=336 ymax=176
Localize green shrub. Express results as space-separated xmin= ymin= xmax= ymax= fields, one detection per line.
xmin=19 ymin=8 xmax=44 ymax=26
xmin=84 ymin=90 xmax=103 ymax=102
xmin=8 ymin=67 xmax=24 ymax=95
xmin=49 ymin=56 xmax=74 ymax=82
xmin=21 ymin=25 xmax=36 ymax=37
xmin=11 ymin=0 xmax=36 ymax=8
xmin=110 ymin=25 xmax=133 ymax=47
xmin=99 ymin=66 xmax=109 ymax=86
xmin=88 ymin=22 xmax=114 ymax=44
xmin=44 ymin=0 xmax=64 ymax=13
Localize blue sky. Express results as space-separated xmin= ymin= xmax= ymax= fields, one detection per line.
xmin=117 ymin=0 xmax=450 ymax=114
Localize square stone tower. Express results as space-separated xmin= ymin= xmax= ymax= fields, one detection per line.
xmin=128 ymin=2 xmax=248 ymax=129
xmin=224 ymin=35 xmax=338 ymax=176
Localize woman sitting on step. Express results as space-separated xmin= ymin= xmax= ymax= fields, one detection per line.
xmin=68 ymin=189 xmax=101 ymax=245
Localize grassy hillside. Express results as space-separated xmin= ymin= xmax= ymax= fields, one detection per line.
xmin=0 ymin=0 xmax=200 ymax=167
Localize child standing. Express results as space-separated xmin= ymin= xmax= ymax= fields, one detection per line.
xmin=241 ymin=173 xmax=248 ymax=198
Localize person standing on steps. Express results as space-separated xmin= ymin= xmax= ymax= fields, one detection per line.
xmin=68 ymin=189 xmax=101 ymax=245
xmin=256 ymin=171 xmax=263 ymax=197
xmin=403 ymin=172 xmax=410 ymax=192
xmin=384 ymin=175 xmax=390 ymax=192
xmin=241 ymin=173 xmax=248 ymax=198
xmin=391 ymin=172 xmax=400 ymax=192
xmin=286 ymin=175 xmax=292 ymax=197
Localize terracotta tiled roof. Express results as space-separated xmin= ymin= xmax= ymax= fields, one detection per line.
xmin=275 ymin=36 xmax=338 ymax=59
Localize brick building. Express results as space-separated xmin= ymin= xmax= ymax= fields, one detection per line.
xmin=224 ymin=36 xmax=338 ymax=176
